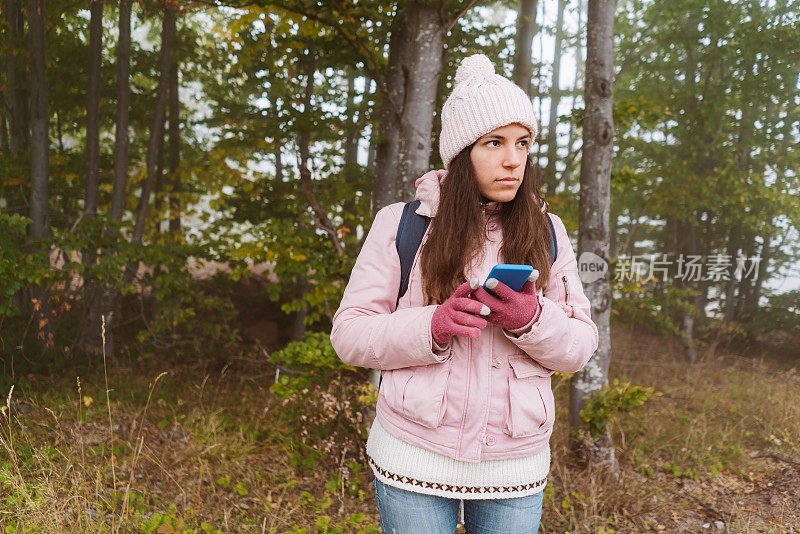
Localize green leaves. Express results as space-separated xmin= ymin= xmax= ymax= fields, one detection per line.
xmin=612 ymin=0 xmax=800 ymax=323
xmin=579 ymin=378 xmax=660 ymax=438
xmin=0 ymin=214 xmax=49 ymax=318
xmin=269 ymin=331 xmax=354 ymax=375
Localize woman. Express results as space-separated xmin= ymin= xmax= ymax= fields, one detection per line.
xmin=330 ymin=54 xmax=598 ymax=533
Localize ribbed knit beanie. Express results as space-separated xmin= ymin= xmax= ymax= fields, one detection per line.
xmin=439 ymin=54 xmax=537 ymax=169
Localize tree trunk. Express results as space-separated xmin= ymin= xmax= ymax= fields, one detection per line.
xmin=372 ymin=2 xmax=447 ymax=212
xmin=512 ymin=0 xmax=539 ymax=97
xmin=372 ymin=17 xmax=408 ymax=213
xmin=561 ymin=0 xmax=585 ymax=188
xmin=27 ymin=0 xmax=55 ymax=352
xmin=344 ymin=72 xmax=359 ymax=168
xmin=566 ymin=0 xmax=585 ymax=154
xmin=681 ymin=312 xmax=696 ymax=363
xmin=292 ymin=59 xmax=318 ymax=340
xmin=83 ymin=0 xmax=103 ymax=221
xmin=429 ymin=45 xmax=449 ymax=169
xmin=27 ymin=0 xmax=49 ymax=239
xmin=152 ymin=128 xmax=166 ymax=232
xmin=678 ymin=217 xmax=699 ymax=362
xmin=55 ymin=107 xmax=65 ymax=154
xmin=110 ymin=0 xmax=132 ymax=222
xmin=274 ymin=147 xmax=283 ymax=182
xmin=168 ymin=56 xmax=181 ymax=234
xmin=694 ymin=281 xmax=708 ymax=328
xmin=0 ymin=112 xmax=9 ymax=154
xmin=569 ymin=0 xmax=616 ymax=473
xmin=736 ymin=230 xmax=755 ymax=319
xmin=291 ymin=276 xmax=309 ymax=342
xmin=694 ymin=217 xmax=710 ymax=330
xmin=723 ymin=222 xmax=741 ymax=322
xmin=751 ymin=233 xmax=770 ymax=307
xmin=132 ymin=7 xmax=173 ymax=244
xmin=150 ymin=127 xmax=166 ymax=323
xmin=77 ymin=0 xmax=104 ymax=356
xmin=726 ymin=106 xmax=754 ymax=322
xmin=5 ymin=0 xmax=29 ymax=154
xmin=543 ymin=0 xmax=567 ymax=196
xmin=394 ymin=6 xmax=446 ymax=201
xmin=81 ymin=0 xmax=132 ymax=358
xmin=366 ymin=78 xmax=378 ymax=169
xmin=122 ymin=6 xmax=174 ymax=285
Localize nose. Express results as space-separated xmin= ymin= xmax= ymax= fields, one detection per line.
xmin=502 ymin=145 xmax=524 ymax=169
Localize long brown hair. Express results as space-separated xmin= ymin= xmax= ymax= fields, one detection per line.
xmin=419 ymin=146 xmax=553 ymax=305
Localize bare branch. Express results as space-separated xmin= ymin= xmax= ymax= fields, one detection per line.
xmin=445 ymin=0 xmax=480 ymax=31
xmin=294 ymin=57 xmax=345 ymax=257
xmin=298 ymin=165 xmax=344 ymax=257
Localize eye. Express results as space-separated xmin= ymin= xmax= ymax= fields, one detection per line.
xmin=486 ymin=140 xmax=500 ymax=147
xmin=517 ymin=139 xmax=530 ymax=148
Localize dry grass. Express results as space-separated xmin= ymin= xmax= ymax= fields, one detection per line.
xmin=0 ymin=351 xmax=380 ymax=533
xmin=544 ymin=326 xmax=800 ymax=533
xmin=0 ymin=326 xmax=798 ymax=533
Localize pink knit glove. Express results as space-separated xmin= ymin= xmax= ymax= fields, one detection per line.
xmin=473 ymin=270 xmax=540 ymax=331
xmin=431 ymin=278 xmax=491 ymax=346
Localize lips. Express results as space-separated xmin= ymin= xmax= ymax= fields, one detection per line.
xmin=496 ymin=178 xmax=517 ymax=183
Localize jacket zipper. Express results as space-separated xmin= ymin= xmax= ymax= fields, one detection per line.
xmin=562 ymin=275 xmax=574 ymax=317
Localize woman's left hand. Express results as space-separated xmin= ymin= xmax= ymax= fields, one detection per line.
xmin=473 ymin=270 xmax=540 ymax=331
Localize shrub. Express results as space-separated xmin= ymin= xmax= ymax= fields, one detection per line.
xmin=579 ymin=378 xmax=659 ymax=438
xmin=269 ymin=332 xmax=374 ymax=470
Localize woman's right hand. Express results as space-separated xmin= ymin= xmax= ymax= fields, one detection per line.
xmin=431 ymin=278 xmax=491 ymax=346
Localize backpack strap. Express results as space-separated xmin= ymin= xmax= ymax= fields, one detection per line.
xmin=395 ymin=199 xmax=431 ymax=309
xmin=547 ymin=213 xmax=558 ymax=266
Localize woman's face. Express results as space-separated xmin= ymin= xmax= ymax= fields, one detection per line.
xmin=469 ymin=123 xmax=532 ymax=203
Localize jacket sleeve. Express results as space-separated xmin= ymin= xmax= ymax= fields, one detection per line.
xmin=330 ymin=204 xmax=449 ymax=371
xmin=501 ymin=213 xmax=599 ymax=373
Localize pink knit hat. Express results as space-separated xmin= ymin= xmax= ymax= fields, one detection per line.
xmin=439 ymin=54 xmax=538 ymax=169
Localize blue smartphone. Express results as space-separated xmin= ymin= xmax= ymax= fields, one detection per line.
xmin=483 ymin=264 xmax=534 ymax=298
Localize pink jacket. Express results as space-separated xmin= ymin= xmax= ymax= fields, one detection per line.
xmin=331 ymin=170 xmax=598 ymax=462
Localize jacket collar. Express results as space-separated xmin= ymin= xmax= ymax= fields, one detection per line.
xmin=414 ymin=169 xmax=447 ymax=217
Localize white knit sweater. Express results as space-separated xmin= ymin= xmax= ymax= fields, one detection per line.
xmin=366 ymin=418 xmax=549 ymax=500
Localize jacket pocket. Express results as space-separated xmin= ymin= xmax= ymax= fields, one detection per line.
xmin=504 ymin=356 xmax=555 ymax=438
xmin=380 ymin=358 xmax=453 ymax=429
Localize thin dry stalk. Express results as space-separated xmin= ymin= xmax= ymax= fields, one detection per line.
xmin=1 ymin=385 xmax=22 ymax=522
xmin=76 ymin=376 xmax=91 ymax=527
xmin=4 ymin=385 xmax=16 ymax=462
xmin=120 ymin=434 xmax=146 ymax=526
xmin=77 ymin=376 xmax=86 ymax=466
xmin=0 ymin=385 xmax=38 ymax=523
xmin=337 ymin=445 xmax=347 ymax=515
xmin=119 ymin=370 xmax=168 ymax=527
xmin=101 ymin=316 xmax=117 ymax=531
xmin=138 ymin=446 xmax=187 ymax=496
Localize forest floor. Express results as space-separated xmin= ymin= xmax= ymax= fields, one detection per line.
xmin=0 ymin=325 xmax=798 ymax=533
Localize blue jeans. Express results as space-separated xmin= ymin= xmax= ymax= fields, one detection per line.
xmin=373 ymin=477 xmax=543 ymax=533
